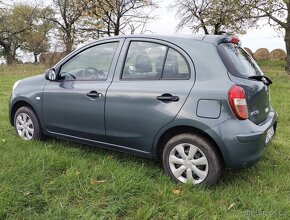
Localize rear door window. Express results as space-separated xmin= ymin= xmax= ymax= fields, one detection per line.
xmin=122 ymin=41 xmax=167 ymax=80
xmin=162 ymin=48 xmax=190 ymax=79
xmin=121 ymin=41 xmax=190 ymax=80
xmin=217 ymin=43 xmax=263 ymax=78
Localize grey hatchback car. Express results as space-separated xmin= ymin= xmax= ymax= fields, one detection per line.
xmin=9 ymin=35 xmax=277 ymax=186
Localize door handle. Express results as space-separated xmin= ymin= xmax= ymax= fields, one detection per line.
xmin=86 ymin=91 xmax=102 ymax=99
xmin=156 ymin=94 xmax=179 ymax=102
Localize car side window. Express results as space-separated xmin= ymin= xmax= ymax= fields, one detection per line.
xmin=162 ymin=48 xmax=190 ymax=79
xmin=122 ymin=42 xmax=167 ymax=80
xmin=122 ymin=41 xmax=190 ymax=80
xmin=60 ymin=42 xmax=118 ymax=81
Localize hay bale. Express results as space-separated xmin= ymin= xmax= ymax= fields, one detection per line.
xmin=244 ymin=47 xmax=253 ymax=56
xmin=253 ymin=48 xmax=270 ymax=60
xmin=269 ymin=49 xmax=286 ymax=61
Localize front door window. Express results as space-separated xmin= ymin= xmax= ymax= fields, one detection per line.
xmin=60 ymin=42 xmax=119 ymax=81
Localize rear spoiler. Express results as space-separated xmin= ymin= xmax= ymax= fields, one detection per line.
xmin=219 ymin=36 xmax=240 ymax=45
xmin=202 ymin=35 xmax=241 ymax=45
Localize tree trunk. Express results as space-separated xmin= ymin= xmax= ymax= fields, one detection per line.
xmin=107 ymin=18 xmax=111 ymax=36
xmin=3 ymin=46 xmax=16 ymax=65
xmin=285 ymin=4 xmax=290 ymax=74
xmin=6 ymin=53 xmax=16 ymax=65
xmin=114 ymin=16 xmax=120 ymax=36
xmin=34 ymin=53 xmax=38 ymax=63
xmin=284 ymin=27 xmax=290 ymax=74
xmin=200 ymin=19 xmax=209 ymax=35
xmin=114 ymin=23 xmax=120 ymax=35
xmin=214 ymin=23 xmax=221 ymax=35
xmin=65 ymin=39 xmax=73 ymax=55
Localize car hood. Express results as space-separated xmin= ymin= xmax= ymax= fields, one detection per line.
xmin=19 ymin=73 xmax=46 ymax=85
xmin=12 ymin=74 xmax=47 ymax=98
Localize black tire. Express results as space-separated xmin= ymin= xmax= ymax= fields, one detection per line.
xmin=162 ymin=133 xmax=222 ymax=187
xmin=14 ymin=106 xmax=44 ymax=140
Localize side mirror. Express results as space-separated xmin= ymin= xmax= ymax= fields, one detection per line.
xmin=45 ymin=69 xmax=57 ymax=81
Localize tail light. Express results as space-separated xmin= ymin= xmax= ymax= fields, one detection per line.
xmin=228 ymin=86 xmax=248 ymax=120
xmin=230 ymin=36 xmax=240 ymax=44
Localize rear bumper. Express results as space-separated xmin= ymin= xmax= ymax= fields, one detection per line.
xmin=206 ymin=110 xmax=278 ymax=169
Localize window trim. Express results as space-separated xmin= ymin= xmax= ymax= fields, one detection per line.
xmin=161 ymin=47 xmax=191 ymax=80
xmin=57 ymin=41 xmax=120 ymax=82
xmin=160 ymin=47 xmax=169 ymax=79
xmin=120 ymin=40 xmax=191 ymax=81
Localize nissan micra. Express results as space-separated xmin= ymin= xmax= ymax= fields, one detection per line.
xmin=9 ymin=35 xmax=277 ymax=186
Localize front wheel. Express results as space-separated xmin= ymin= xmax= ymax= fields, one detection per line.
xmin=14 ymin=106 xmax=44 ymax=141
xmin=162 ymin=133 xmax=222 ymax=187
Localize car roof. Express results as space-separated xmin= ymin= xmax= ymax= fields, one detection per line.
xmin=96 ymin=34 xmax=231 ymax=46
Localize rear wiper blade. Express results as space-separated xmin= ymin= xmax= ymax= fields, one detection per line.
xmin=248 ymin=75 xmax=273 ymax=86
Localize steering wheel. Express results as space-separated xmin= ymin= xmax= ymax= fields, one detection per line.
xmin=63 ymin=72 xmax=76 ymax=80
xmin=82 ymin=67 xmax=102 ymax=79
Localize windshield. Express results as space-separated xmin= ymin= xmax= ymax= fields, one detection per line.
xmin=217 ymin=43 xmax=263 ymax=78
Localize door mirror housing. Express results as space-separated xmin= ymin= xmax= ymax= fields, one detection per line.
xmin=45 ymin=69 xmax=57 ymax=81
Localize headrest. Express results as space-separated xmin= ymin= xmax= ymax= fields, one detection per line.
xmin=135 ymin=52 xmax=152 ymax=73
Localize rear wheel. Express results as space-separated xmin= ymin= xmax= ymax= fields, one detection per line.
xmin=162 ymin=133 xmax=222 ymax=187
xmin=14 ymin=107 xmax=44 ymax=141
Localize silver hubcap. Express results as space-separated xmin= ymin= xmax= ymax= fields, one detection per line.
xmin=16 ymin=113 xmax=34 ymax=140
xmin=169 ymin=143 xmax=209 ymax=184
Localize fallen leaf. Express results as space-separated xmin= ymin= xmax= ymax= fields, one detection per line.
xmin=172 ymin=188 xmax=181 ymax=195
xmin=90 ymin=178 xmax=97 ymax=185
xmin=76 ymin=171 xmax=80 ymax=176
xmin=107 ymin=155 xmax=113 ymax=160
xmin=90 ymin=178 xmax=106 ymax=185
xmin=24 ymin=192 xmax=32 ymax=196
xmin=228 ymin=202 xmax=236 ymax=210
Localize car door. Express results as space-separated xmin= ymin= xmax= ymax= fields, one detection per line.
xmin=43 ymin=40 xmax=123 ymax=141
xmin=105 ymin=39 xmax=195 ymax=152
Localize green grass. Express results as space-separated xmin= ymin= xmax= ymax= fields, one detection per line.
xmin=0 ymin=62 xmax=290 ymax=219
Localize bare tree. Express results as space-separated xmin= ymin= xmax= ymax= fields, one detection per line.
xmin=171 ymin=0 xmax=256 ymax=35
xmin=82 ymin=0 xmax=157 ymax=36
xmin=50 ymin=0 xmax=85 ymax=54
xmin=126 ymin=15 xmax=153 ymax=34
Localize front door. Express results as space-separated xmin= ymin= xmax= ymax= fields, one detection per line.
xmin=43 ymin=40 xmax=122 ymax=141
xmin=105 ymin=39 xmax=195 ymax=152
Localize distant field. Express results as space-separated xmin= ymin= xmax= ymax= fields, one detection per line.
xmin=0 ymin=62 xmax=290 ymax=219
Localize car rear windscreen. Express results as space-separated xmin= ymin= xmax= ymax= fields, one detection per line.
xmin=217 ymin=43 xmax=263 ymax=78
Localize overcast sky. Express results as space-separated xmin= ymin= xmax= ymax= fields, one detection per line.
xmin=16 ymin=0 xmax=286 ymax=52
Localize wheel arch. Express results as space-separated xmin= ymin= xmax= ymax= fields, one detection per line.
xmin=10 ymin=99 xmax=40 ymax=127
xmin=153 ymin=125 xmax=225 ymax=166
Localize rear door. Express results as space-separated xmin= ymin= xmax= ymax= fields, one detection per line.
xmin=218 ymin=43 xmax=271 ymax=124
xmin=105 ymin=39 xmax=195 ymax=152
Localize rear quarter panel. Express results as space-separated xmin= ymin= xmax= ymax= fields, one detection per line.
xmin=152 ymin=39 xmax=235 ymax=157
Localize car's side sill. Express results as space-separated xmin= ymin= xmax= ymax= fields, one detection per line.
xmin=47 ymin=130 xmax=157 ymax=159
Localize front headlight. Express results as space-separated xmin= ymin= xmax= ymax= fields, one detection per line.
xmin=12 ymin=80 xmax=20 ymax=91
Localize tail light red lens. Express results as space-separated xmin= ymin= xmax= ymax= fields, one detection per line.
xmin=230 ymin=36 xmax=240 ymax=44
xmin=228 ymin=86 xmax=248 ymax=120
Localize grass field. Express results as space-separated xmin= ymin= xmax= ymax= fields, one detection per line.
xmin=0 ymin=61 xmax=290 ymax=219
